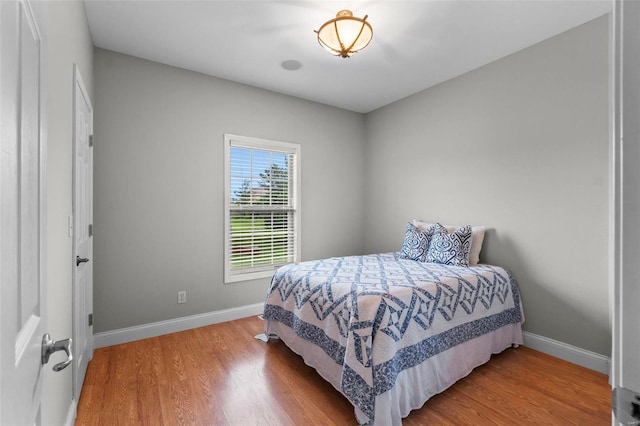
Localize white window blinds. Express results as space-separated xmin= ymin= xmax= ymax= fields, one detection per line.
xmin=224 ymin=134 xmax=300 ymax=283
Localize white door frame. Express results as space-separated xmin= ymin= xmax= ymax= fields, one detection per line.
xmin=611 ymin=0 xmax=640 ymax=424
xmin=72 ymin=63 xmax=94 ymax=400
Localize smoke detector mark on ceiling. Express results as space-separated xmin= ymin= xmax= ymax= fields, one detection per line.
xmin=281 ymin=60 xmax=302 ymax=71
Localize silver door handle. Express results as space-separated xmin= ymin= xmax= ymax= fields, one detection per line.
xmin=41 ymin=333 xmax=73 ymax=372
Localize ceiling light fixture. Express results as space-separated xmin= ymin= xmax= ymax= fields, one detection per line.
xmin=315 ymin=10 xmax=373 ymax=58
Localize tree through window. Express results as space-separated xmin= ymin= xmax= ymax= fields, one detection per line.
xmin=224 ymin=134 xmax=300 ymax=283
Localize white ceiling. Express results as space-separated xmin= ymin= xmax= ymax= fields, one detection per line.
xmin=84 ymin=0 xmax=612 ymax=113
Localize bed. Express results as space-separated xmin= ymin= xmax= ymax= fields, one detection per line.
xmin=262 ymin=248 xmax=524 ymax=425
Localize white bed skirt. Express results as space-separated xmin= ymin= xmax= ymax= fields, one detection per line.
xmin=266 ymin=319 xmax=524 ymax=425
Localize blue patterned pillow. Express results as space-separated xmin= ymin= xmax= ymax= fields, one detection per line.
xmin=426 ymin=224 xmax=472 ymax=266
xmin=399 ymin=223 xmax=435 ymax=262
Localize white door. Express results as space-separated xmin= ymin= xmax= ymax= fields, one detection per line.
xmin=73 ymin=64 xmax=94 ymax=399
xmin=0 ymin=0 xmax=58 ymax=424
xmin=612 ymin=1 xmax=640 ymax=424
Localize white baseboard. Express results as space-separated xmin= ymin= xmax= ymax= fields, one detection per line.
xmin=93 ymin=307 xmax=610 ymax=375
xmin=523 ymin=331 xmax=610 ymax=374
xmin=94 ymin=302 xmax=264 ymax=348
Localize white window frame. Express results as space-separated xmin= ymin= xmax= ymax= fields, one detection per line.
xmin=224 ymin=134 xmax=300 ymax=283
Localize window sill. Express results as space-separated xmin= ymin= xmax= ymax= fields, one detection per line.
xmin=224 ymin=268 xmax=277 ymax=284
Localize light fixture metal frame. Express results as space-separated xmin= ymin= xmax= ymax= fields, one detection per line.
xmin=315 ymin=10 xmax=373 ymax=58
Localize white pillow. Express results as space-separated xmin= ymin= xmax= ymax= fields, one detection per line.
xmin=412 ymin=219 xmax=486 ymax=266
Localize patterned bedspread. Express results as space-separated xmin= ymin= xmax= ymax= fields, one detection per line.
xmin=263 ymin=252 xmax=523 ymax=425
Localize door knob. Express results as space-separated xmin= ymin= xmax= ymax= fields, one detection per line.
xmin=41 ymin=333 xmax=73 ymax=372
xmin=76 ymin=255 xmax=89 ymax=267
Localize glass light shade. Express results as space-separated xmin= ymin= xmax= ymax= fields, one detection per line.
xmin=316 ymin=10 xmax=373 ymax=58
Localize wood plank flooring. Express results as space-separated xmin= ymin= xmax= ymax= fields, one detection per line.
xmin=76 ymin=316 xmax=611 ymax=425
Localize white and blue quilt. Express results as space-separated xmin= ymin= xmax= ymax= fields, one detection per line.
xmin=263 ymin=252 xmax=523 ymax=425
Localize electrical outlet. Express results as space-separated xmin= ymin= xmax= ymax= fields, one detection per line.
xmin=177 ymin=290 xmax=186 ymax=304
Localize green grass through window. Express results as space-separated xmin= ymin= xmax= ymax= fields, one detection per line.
xmin=230 ymin=215 xmax=291 ymax=269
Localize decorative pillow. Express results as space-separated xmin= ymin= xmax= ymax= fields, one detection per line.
xmin=399 ymin=223 xmax=435 ymax=262
xmin=413 ymin=219 xmax=485 ymax=265
xmin=426 ymin=224 xmax=473 ymax=266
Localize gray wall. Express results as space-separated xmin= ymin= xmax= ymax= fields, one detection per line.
xmin=93 ymin=49 xmax=366 ymax=332
xmin=364 ymin=16 xmax=610 ymax=355
xmin=45 ymin=0 xmax=94 ymax=423
xmin=93 ymin=16 xmax=610 ymax=357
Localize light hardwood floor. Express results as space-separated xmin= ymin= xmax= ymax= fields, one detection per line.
xmin=76 ymin=316 xmax=610 ymax=425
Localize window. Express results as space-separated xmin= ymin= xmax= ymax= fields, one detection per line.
xmin=224 ymin=134 xmax=300 ymax=283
